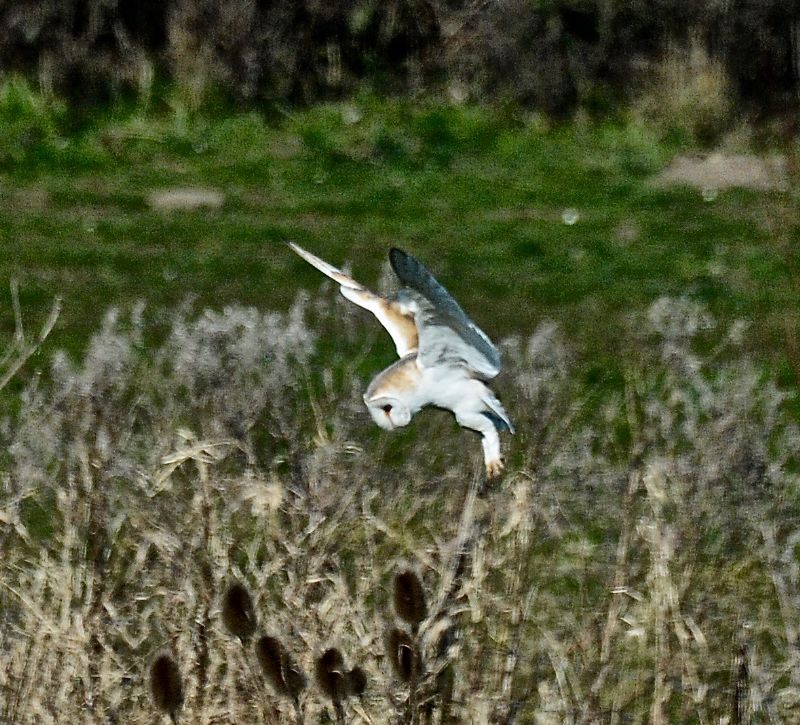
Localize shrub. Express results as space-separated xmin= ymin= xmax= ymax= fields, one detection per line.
xmin=633 ymin=40 xmax=735 ymax=146
xmin=0 ymin=1 xmax=797 ymax=116
xmin=0 ymin=76 xmax=65 ymax=166
xmin=1 ymin=291 xmax=799 ymax=721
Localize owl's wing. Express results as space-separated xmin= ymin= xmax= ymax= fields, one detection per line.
xmin=389 ymin=248 xmax=501 ymax=379
xmin=288 ymin=242 xmax=418 ymax=357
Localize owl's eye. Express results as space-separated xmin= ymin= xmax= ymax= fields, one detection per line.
xmin=382 ymin=404 xmax=392 ymax=413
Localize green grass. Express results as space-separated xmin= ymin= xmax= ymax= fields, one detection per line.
xmin=3 ymin=84 xmax=800 ymax=722
xmin=1 ymin=88 xmax=798 ymax=384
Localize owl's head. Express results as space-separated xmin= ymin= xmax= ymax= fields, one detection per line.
xmin=366 ymin=395 xmax=411 ymax=431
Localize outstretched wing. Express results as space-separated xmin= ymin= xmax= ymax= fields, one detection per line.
xmin=389 ymin=248 xmax=501 ymax=379
xmin=287 ymin=242 xmax=418 ymax=357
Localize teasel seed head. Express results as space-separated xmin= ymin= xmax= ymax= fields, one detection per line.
xmin=256 ymin=635 xmax=288 ymax=695
xmin=221 ymin=582 xmax=257 ymax=644
xmin=315 ymin=647 xmax=347 ymax=702
xmin=387 ymin=628 xmax=420 ymax=682
xmin=393 ymin=570 xmax=427 ymax=628
xmin=346 ymin=666 xmax=367 ymax=697
xmin=282 ymin=658 xmax=307 ymax=701
xmin=255 ymin=635 xmax=306 ymax=700
xmin=149 ymin=653 xmax=183 ymax=723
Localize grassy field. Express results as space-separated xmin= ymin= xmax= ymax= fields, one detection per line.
xmin=2 ymin=86 xmax=800 ymax=722
xmin=2 ymin=89 xmax=799 ymax=372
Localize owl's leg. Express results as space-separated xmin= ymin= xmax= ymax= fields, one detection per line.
xmin=454 ymin=409 xmax=505 ymax=478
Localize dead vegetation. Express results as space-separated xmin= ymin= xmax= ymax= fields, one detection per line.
xmin=1 ymin=1 xmax=798 ymax=117
xmin=0 ymin=280 xmax=60 ymax=394
xmin=1 ymin=288 xmax=799 ymax=722
xmin=146 ymin=188 xmax=226 ymax=212
xmin=651 ymin=153 xmax=789 ymax=193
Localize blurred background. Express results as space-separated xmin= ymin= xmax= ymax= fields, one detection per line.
xmin=1 ymin=0 xmax=799 ymax=120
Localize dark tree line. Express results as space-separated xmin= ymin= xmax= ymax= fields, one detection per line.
xmin=0 ymin=0 xmax=798 ymax=115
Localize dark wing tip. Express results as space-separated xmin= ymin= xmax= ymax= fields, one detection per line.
xmin=389 ymin=247 xmax=428 ymax=289
xmin=481 ymin=410 xmax=514 ymax=434
xmin=389 ymin=247 xmax=409 ymax=276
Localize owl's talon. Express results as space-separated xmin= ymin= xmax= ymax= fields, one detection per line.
xmin=486 ymin=458 xmax=505 ymax=479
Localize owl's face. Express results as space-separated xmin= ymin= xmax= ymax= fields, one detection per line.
xmin=366 ymin=396 xmax=411 ymax=430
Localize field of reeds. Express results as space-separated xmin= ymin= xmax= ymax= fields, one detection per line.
xmin=2 ymin=286 xmax=800 ymax=723
xmin=2 ymin=81 xmax=800 ymax=722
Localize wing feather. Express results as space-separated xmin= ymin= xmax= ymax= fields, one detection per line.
xmin=389 ymin=248 xmax=501 ymax=379
xmin=288 ymin=242 xmax=418 ymax=357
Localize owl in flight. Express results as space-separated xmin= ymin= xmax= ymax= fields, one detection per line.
xmin=288 ymin=242 xmax=514 ymax=478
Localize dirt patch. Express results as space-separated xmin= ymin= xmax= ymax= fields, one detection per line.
xmin=12 ymin=187 xmax=51 ymax=211
xmin=651 ymin=153 xmax=789 ymax=192
xmin=147 ymin=187 xmax=225 ymax=211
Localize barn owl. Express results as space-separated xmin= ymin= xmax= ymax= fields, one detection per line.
xmin=288 ymin=242 xmax=514 ymax=478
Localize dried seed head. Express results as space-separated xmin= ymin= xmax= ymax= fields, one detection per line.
xmin=387 ymin=628 xmax=419 ymax=682
xmin=256 ymin=635 xmax=287 ymax=695
xmin=315 ymin=647 xmax=346 ymax=701
xmin=255 ymin=635 xmax=306 ymax=700
xmin=149 ymin=653 xmax=183 ymax=722
xmin=393 ymin=570 xmax=427 ymax=627
xmin=283 ymin=658 xmax=307 ymax=701
xmin=347 ymin=666 xmax=367 ymax=697
xmin=221 ymin=582 xmax=257 ymax=643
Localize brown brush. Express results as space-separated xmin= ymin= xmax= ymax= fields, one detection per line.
xmin=255 ymin=635 xmax=288 ymax=695
xmin=221 ymin=582 xmax=257 ymax=644
xmin=393 ymin=570 xmax=427 ymax=628
xmin=149 ymin=653 xmax=184 ymax=724
xmin=282 ymin=659 xmax=307 ymax=702
xmin=346 ymin=666 xmax=367 ymax=697
xmin=387 ymin=628 xmax=419 ymax=683
xmin=255 ymin=635 xmax=306 ymax=701
xmin=315 ymin=647 xmax=347 ymax=702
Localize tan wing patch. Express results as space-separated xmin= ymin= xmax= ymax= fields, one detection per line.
xmin=365 ymin=355 xmax=422 ymax=400
xmin=288 ymin=241 xmax=418 ymax=358
xmin=340 ymin=287 xmax=417 ymax=357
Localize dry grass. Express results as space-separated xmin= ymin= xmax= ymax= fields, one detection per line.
xmin=634 ymin=40 xmax=735 ymax=146
xmin=0 ymin=281 xmax=60 ymax=395
xmin=651 ymin=153 xmax=789 ymax=194
xmin=1 ymin=289 xmax=799 ymax=722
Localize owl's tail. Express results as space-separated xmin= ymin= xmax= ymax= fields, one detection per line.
xmin=480 ymin=387 xmax=514 ymax=435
